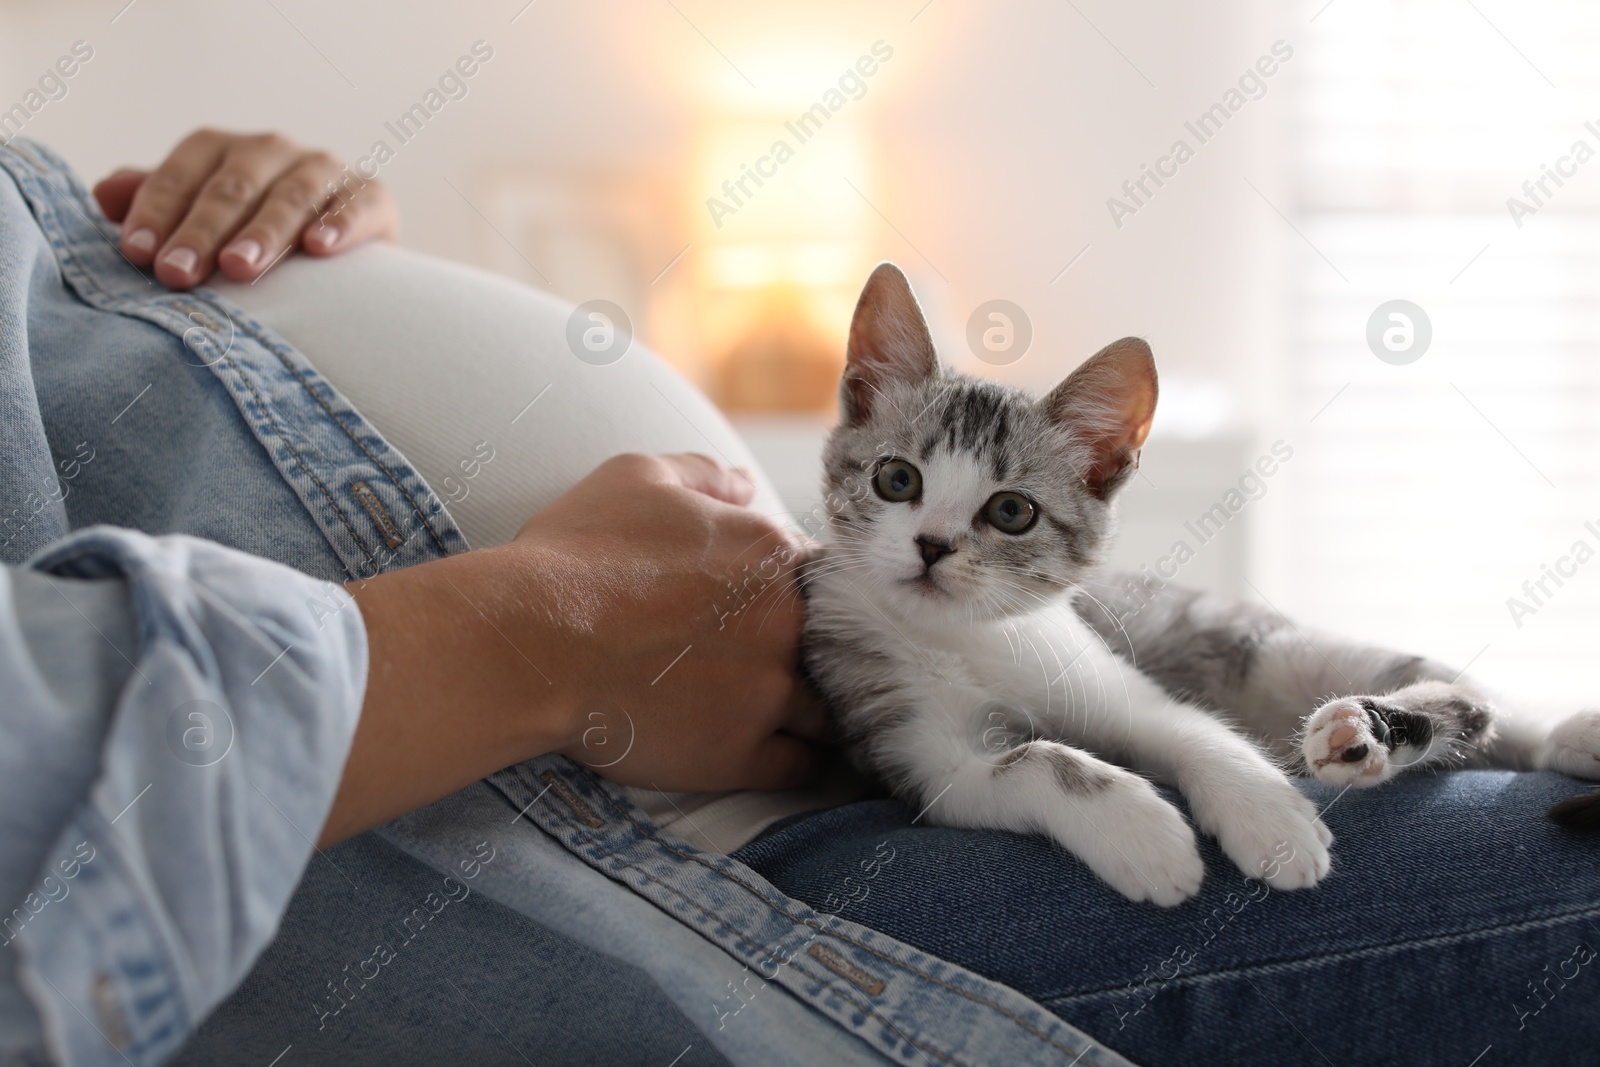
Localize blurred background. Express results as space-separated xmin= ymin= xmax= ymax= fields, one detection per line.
xmin=2 ymin=0 xmax=1596 ymax=706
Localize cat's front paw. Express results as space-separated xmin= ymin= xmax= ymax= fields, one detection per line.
xmin=1205 ymin=778 xmax=1333 ymax=890
xmin=1545 ymin=709 xmax=1600 ymax=780
xmin=1061 ymin=778 xmax=1205 ymax=907
xmin=1302 ymin=699 xmax=1393 ymax=787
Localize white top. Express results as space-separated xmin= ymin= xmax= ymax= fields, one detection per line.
xmin=215 ymin=245 xmax=858 ymax=853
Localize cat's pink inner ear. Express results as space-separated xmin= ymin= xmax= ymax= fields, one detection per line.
xmin=842 ymin=262 xmax=938 ymax=423
xmin=1045 ymin=337 xmax=1159 ymax=498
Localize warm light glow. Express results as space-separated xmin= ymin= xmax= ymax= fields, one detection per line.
xmin=611 ymin=2 xmax=916 ymax=409
xmin=696 ymin=40 xmax=874 ymax=112
xmin=693 ymin=114 xmax=869 ymax=251
xmin=685 ymin=45 xmax=879 ymax=410
xmin=705 ymin=241 xmax=860 ymax=289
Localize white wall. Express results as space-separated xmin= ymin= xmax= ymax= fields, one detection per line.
xmin=0 ymin=0 xmax=1293 ymax=406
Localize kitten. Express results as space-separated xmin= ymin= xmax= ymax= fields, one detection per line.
xmin=802 ymin=262 xmax=1600 ymax=905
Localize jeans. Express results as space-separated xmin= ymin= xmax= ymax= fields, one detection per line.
xmin=736 ymin=770 xmax=1600 ymax=1066
xmin=179 ymin=763 xmax=1124 ymax=1066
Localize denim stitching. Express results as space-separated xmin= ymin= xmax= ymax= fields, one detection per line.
xmin=1 ymin=157 xmax=375 ymax=572
xmin=350 ymin=481 xmax=404 ymax=549
xmin=0 ymin=144 xmax=442 ymax=570
xmin=505 ymin=778 xmax=979 ymax=1067
xmin=596 ymin=854 xmax=972 ymax=1067
xmin=1044 ymin=900 xmax=1600 ymax=1008
xmin=227 ymin=357 xmax=378 ymax=573
xmin=194 ymin=280 xmax=456 ymax=562
xmin=245 ymin=329 xmax=452 ymax=557
xmin=205 ymin=299 xmax=454 ymax=557
xmin=507 ymin=763 xmax=1096 ymax=1063
xmin=571 ymin=766 xmax=1075 ymax=1039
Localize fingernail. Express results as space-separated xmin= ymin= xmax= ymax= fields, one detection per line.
xmin=224 ymin=238 xmax=262 ymax=268
xmin=125 ymin=228 xmax=157 ymax=254
xmin=306 ymin=226 xmax=339 ymax=252
xmin=160 ymin=246 xmax=198 ymax=276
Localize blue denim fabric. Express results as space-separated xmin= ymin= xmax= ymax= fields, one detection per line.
xmin=173 ymin=812 xmax=734 ymax=1067
xmin=10 ymin=532 xmax=369 ymax=1067
xmin=735 ymin=772 xmax=1600 ymax=1066
xmin=483 ymin=760 xmax=1120 ymax=1065
xmin=0 ymin=136 xmax=411 ymax=1067
xmin=174 ymin=768 xmax=1129 ymax=1066
xmin=2 ymin=138 xmax=1123 ymax=1066
xmin=0 ymin=142 xmax=462 ymax=581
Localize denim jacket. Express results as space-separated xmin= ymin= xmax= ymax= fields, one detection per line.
xmin=0 ymin=137 xmax=454 ymax=1066
xmin=0 ymin=138 xmax=1132 ymax=1067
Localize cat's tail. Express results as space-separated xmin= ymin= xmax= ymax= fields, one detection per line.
xmin=1548 ymin=788 xmax=1600 ymax=831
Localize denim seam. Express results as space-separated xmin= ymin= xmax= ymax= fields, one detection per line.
xmin=506 ymin=817 xmax=898 ymax=1053
xmin=234 ymin=322 xmax=452 ymax=557
xmin=0 ymin=153 xmax=378 ymax=574
xmin=223 ymin=355 xmax=379 ymax=574
xmin=1044 ymin=901 xmax=1600 ymax=1007
xmin=518 ymin=762 xmax=1095 ymax=1063
xmin=3 ymin=140 xmax=48 ymax=174
xmin=564 ymin=826 xmax=977 ymax=1067
xmin=28 ymin=170 xmax=146 ymax=318
xmin=186 ymin=284 xmax=455 ymax=558
xmin=0 ymin=140 xmax=459 ymax=569
xmin=517 ymin=789 xmax=993 ymax=1067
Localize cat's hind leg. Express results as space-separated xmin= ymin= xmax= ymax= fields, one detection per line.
xmin=1541 ymin=709 xmax=1600 ymax=780
xmin=1302 ymin=681 xmax=1495 ymax=787
xmin=1304 ymin=687 xmax=1600 ymax=787
xmin=1073 ymin=574 xmax=1600 ymax=787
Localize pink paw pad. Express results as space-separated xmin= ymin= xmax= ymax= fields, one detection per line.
xmin=1303 ymin=700 xmax=1389 ymax=786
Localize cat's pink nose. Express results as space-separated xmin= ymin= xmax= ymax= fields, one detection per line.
xmin=916 ymin=536 xmax=954 ymax=569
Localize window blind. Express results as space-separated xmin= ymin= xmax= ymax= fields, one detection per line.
xmin=1289 ymin=0 xmax=1600 ymax=706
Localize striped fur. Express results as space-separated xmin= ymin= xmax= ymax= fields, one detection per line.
xmin=802 ymin=262 xmax=1600 ymax=904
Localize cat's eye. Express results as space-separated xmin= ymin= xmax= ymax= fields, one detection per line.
xmin=874 ymin=459 xmax=922 ymax=503
xmin=984 ymin=492 xmax=1036 ymax=534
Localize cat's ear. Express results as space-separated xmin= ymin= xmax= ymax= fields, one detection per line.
xmin=841 ymin=262 xmax=939 ymax=425
xmin=1043 ymin=337 xmax=1158 ymax=499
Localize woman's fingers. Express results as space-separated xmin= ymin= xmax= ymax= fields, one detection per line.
xmin=99 ymin=128 xmax=401 ymax=289
xmin=215 ymin=151 xmax=347 ymax=281
xmin=151 ymin=133 xmax=305 ymax=288
xmin=300 ymin=171 xmax=398 ymax=258
xmin=116 ymin=128 xmax=231 ymax=268
xmin=661 ymin=453 xmax=757 ymax=506
xmin=91 ymin=168 xmax=148 ymax=223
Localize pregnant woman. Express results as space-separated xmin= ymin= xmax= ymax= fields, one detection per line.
xmin=1 ymin=130 xmax=1594 ymax=1067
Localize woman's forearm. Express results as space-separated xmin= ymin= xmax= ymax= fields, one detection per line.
xmin=316 ymin=453 xmax=826 ymax=847
xmin=319 ymin=545 xmax=578 ymax=846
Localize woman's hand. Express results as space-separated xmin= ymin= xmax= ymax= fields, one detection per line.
xmin=520 ymin=452 xmax=826 ymax=791
xmin=92 ymin=128 xmax=398 ymax=290
xmin=321 ymin=453 xmax=826 ymax=845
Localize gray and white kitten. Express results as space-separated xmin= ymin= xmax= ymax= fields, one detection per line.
xmin=802 ymin=262 xmax=1600 ymax=905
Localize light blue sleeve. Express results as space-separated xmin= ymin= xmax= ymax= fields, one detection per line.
xmin=0 ymin=526 xmax=367 ymax=1067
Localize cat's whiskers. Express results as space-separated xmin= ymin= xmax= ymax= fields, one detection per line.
xmin=979 ymin=574 xmax=1118 ymax=731
xmin=1042 ymin=579 xmax=1143 ymax=677
xmin=800 ymin=555 xmax=880 ymax=586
